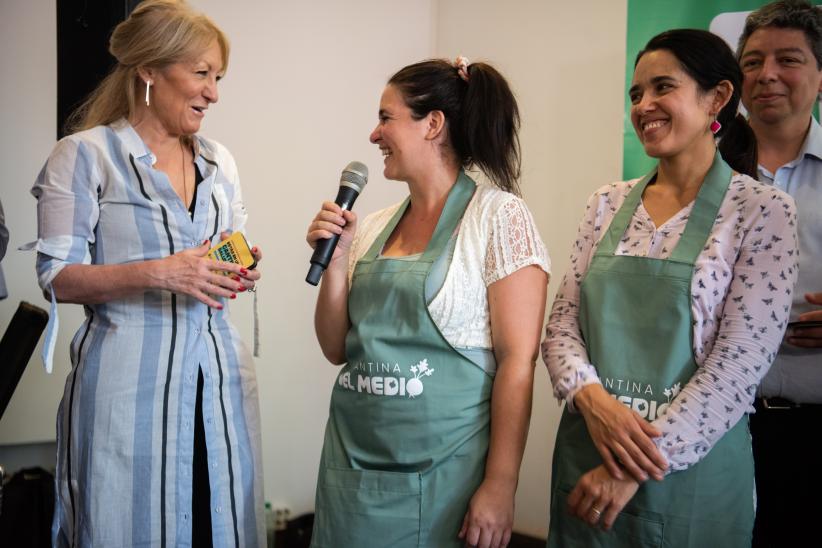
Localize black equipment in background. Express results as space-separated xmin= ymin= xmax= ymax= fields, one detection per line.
xmin=56 ymin=0 xmax=142 ymax=139
xmin=0 ymin=467 xmax=55 ymax=548
xmin=0 ymin=302 xmax=49 ymax=420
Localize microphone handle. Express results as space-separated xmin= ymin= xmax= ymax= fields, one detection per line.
xmin=306 ymin=186 xmax=360 ymax=285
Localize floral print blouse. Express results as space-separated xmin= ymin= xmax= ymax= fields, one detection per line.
xmin=542 ymin=173 xmax=798 ymax=471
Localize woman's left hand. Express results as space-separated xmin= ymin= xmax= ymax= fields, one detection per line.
xmin=220 ymin=231 xmax=262 ymax=291
xmin=458 ymin=478 xmax=514 ymax=548
xmin=567 ymin=465 xmax=640 ymax=530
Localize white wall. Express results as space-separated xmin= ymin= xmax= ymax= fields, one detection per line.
xmin=186 ymin=0 xmax=437 ymax=518
xmin=435 ymin=1 xmax=628 ymax=536
xmin=0 ymin=0 xmax=628 ymax=537
xmin=0 ymin=0 xmax=64 ymax=442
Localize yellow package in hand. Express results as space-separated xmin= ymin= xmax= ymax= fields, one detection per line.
xmin=208 ymin=232 xmax=257 ymax=273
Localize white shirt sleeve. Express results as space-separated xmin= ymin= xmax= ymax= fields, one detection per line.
xmin=483 ymin=194 xmax=551 ymax=285
xmin=31 ymin=136 xmax=101 ymax=292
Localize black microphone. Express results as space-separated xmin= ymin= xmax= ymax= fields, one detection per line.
xmin=306 ymin=161 xmax=368 ymax=286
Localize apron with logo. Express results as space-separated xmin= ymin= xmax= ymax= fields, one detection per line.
xmin=548 ymin=153 xmax=754 ymax=547
xmin=311 ymin=173 xmax=494 ymax=547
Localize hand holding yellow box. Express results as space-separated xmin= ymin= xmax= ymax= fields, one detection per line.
xmin=208 ymin=232 xmax=257 ymax=272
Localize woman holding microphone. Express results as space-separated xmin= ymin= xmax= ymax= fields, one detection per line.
xmin=306 ymin=57 xmax=549 ymax=548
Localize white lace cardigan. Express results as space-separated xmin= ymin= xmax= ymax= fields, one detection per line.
xmin=347 ymin=182 xmax=551 ymax=350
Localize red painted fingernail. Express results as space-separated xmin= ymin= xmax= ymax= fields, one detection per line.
xmin=237 ymin=285 xmax=245 ymax=291
xmin=240 ymin=268 xmax=248 ymax=275
xmin=203 ymin=239 xmax=210 ymax=245
xmin=232 ymin=276 xmax=241 ymax=282
xmin=230 ymin=294 xmax=236 ymax=299
xmin=217 ymin=304 xmax=223 ymax=310
xmin=252 ymin=247 xmax=258 ymax=253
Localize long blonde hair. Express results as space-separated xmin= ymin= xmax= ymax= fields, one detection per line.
xmin=66 ymin=0 xmax=229 ymax=134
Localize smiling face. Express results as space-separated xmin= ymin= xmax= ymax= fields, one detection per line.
xmin=146 ymin=40 xmax=223 ymax=136
xmin=740 ymin=27 xmax=822 ymax=128
xmin=630 ymin=49 xmax=716 ymax=160
xmin=369 ymin=85 xmax=432 ymax=181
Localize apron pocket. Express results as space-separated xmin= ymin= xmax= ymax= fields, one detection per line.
xmin=314 ymin=465 xmax=422 ymax=548
xmin=550 ymin=487 xmax=664 ymax=548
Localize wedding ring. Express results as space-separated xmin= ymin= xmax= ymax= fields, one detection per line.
xmin=591 ymin=507 xmax=602 ymax=517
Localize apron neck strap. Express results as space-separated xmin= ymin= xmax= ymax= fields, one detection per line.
xmin=421 ymin=171 xmax=475 ymax=262
xmin=361 ymin=171 xmax=476 ymax=262
xmin=595 ymin=170 xmax=656 ymax=256
xmin=596 ymin=150 xmax=732 ymax=265
xmin=668 ymin=151 xmax=732 ymax=264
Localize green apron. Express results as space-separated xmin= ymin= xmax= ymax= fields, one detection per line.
xmin=311 ymin=173 xmax=494 ymax=548
xmin=548 ymin=153 xmax=755 ymax=548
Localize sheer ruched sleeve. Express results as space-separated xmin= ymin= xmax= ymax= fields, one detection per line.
xmin=429 ymin=186 xmax=549 ymax=350
xmin=484 ymin=195 xmax=550 ymax=286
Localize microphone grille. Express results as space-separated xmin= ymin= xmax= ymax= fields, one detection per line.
xmin=341 ymin=161 xmax=368 ymax=192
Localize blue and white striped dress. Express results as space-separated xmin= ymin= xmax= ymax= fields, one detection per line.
xmin=30 ymin=119 xmax=265 ymax=547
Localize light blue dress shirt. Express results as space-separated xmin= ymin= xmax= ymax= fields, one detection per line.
xmin=757 ymin=118 xmax=822 ymax=403
xmin=30 ymin=120 xmax=265 ymax=547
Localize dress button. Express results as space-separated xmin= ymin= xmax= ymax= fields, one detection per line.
xmin=194 ymin=328 xmax=201 ymax=335
xmin=215 ymin=506 xmax=222 ymax=514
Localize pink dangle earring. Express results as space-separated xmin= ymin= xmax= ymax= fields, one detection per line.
xmin=710 ymin=117 xmax=721 ymax=134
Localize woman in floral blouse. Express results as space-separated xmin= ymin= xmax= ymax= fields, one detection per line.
xmin=543 ymin=29 xmax=798 ymax=547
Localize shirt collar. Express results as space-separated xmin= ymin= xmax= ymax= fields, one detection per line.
xmin=799 ymin=117 xmax=822 ymax=162
xmin=111 ymin=118 xmax=153 ymax=162
xmin=110 ymin=118 xmax=208 ymax=165
xmin=757 ymin=117 xmax=822 ymax=180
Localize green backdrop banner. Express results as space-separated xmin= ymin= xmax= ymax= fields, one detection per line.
xmin=623 ymin=0 xmax=821 ymax=178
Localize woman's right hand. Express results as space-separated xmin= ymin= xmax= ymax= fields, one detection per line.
xmin=567 ymin=465 xmax=640 ymax=531
xmin=308 ymin=202 xmax=356 ymax=364
xmin=574 ymin=384 xmax=668 ymax=482
xmin=156 ymin=240 xmax=248 ymax=308
xmin=306 ymin=202 xmax=358 ymax=263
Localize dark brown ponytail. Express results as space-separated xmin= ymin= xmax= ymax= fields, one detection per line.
xmin=388 ymin=59 xmax=522 ymax=194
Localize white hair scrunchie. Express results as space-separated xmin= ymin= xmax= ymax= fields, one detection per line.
xmin=454 ymin=55 xmax=470 ymax=82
